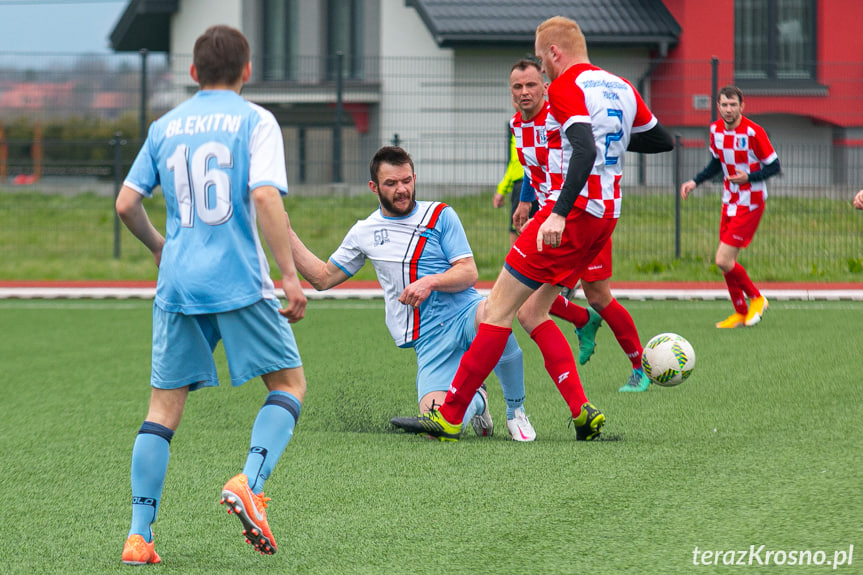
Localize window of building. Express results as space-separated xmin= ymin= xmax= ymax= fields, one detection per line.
xmin=262 ymin=0 xmax=298 ymax=81
xmin=735 ymin=0 xmax=816 ymax=83
xmin=327 ymin=0 xmax=364 ymax=80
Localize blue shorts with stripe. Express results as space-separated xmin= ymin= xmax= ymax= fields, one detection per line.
xmin=412 ymin=298 xmax=482 ymax=401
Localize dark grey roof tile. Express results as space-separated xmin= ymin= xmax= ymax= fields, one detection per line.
xmin=406 ymin=0 xmax=681 ymax=46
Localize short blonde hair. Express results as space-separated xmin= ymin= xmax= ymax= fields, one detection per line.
xmin=535 ymin=16 xmax=587 ymax=57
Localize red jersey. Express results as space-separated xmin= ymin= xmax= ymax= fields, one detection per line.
xmin=708 ymin=116 xmax=778 ymax=216
xmin=547 ymin=63 xmax=656 ymax=219
xmin=511 ymin=101 xmax=614 ymax=283
xmin=510 ymin=103 xmax=563 ymax=206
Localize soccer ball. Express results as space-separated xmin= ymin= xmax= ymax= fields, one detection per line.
xmin=641 ymin=333 xmax=695 ymax=387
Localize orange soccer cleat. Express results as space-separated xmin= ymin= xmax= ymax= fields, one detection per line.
xmin=744 ymin=296 xmax=769 ymax=326
xmin=220 ymin=473 xmax=277 ymax=555
xmin=121 ymin=533 xmax=161 ymax=565
xmin=715 ymin=312 xmax=746 ymax=329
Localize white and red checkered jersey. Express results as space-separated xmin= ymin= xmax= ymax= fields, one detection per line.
xmin=510 ymin=103 xmax=562 ymax=207
xmin=708 ymin=116 xmax=778 ymax=217
xmin=547 ymin=63 xmax=657 ymax=219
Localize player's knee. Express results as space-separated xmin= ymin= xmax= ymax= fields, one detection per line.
xmin=515 ymin=306 xmax=529 ymax=329
xmin=582 ymin=280 xmax=612 ymax=310
xmin=584 ymin=289 xmax=612 ymax=311
xmin=263 ymin=367 xmax=307 ymax=401
xmin=516 ymin=307 xmax=544 ymax=334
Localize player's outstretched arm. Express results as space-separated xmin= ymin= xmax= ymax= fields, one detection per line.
xmin=854 ymin=190 xmax=863 ymax=210
xmin=252 ymin=185 xmax=307 ymax=322
xmin=683 ymin=157 xmax=723 ymax=199
xmin=284 ymin=212 xmax=350 ymax=291
xmin=115 ymin=185 xmax=165 ymax=267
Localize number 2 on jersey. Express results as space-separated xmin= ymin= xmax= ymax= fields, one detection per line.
xmin=166 ymin=142 xmax=234 ymax=227
xmin=603 ymin=108 xmax=624 ymax=165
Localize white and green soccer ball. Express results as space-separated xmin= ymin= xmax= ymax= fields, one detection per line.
xmin=641 ymin=333 xmax=695 ymax=387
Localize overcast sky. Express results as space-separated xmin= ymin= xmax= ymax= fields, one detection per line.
xmin=0 ymin=0 xmax=127 ymax=54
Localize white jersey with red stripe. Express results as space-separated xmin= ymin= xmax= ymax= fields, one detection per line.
xmin=511 ymin=103 xmax=562 ymax=207
xmin=708 ymin=116 xmax=778 ymax=217
xmin=547 ymin=63 xmax=657 ymax=219
xmin=329 ymin=200 xmax=481 ymax=347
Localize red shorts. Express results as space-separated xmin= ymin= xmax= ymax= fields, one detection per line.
xmin=582 ymin=237 xmax=612 ymax=282
xmin=720 ymin=206 xmax=764 ymax=248
xmin=505 ymin=203 xmax=616 ymax=289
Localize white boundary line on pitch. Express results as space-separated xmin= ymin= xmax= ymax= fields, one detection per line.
xmin=0 ymin=287 xmax=862 ymax=301
xmin=2 ymin=298 xmax=862 ymax=312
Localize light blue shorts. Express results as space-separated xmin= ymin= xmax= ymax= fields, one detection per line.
xmin=150 ymin=298 xmax=302 ymax=391
xmin=412 ymin=298 xmax=481 ymax=401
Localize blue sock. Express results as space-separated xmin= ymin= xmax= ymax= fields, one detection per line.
xmin=463 ymin=391 xmax=485 ymax=424
xmin=129 ymin=421 xmax=173 ymax=543
xmin=242 ymin=391 xmax=301 ymax=495
xmin=492 ymin=333 xmax=525 ymax=419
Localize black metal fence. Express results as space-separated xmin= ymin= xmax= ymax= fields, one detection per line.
xmin=1 ymin=52 xmax=862 ymax=282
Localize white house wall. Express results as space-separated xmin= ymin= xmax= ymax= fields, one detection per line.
xmin=378 ymin=0 xmax=454 ymax=191
xmin=375 ymin=30 xmax=667 ymax=190
xmin=164 ymin=0 xmax=245 ymax=103
xmin=171 ymin=0 xmax=244 ymax=55
xmin=156 ymin=1 xmax=818 ymax=191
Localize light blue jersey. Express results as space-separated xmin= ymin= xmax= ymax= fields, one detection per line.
xmin=329 ymin=200 xmax=525 ymax=409
xmin=124 ymin=90 xmax=289 ymax=314
xmin=330 ymin=201 xmax=482 ymax=347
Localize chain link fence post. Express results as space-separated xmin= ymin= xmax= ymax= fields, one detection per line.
xmin=111 ymin=131 xmax=127 ymax=259
xmin=674 ymin=133 xmax=682 ymax=260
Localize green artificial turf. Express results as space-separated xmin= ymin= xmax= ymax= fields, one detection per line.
xmin=0 ymin=298 xmax=860 ymax=574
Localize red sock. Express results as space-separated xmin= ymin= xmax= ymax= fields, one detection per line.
xmin=549 ymin=295 xmax=590 ymax=328
xmin=598 ymin=299 xmax=642 ymax=369
xmin=723 ymin=268 xmax=749 ymax=314
xmin=727 ymin=262 xmax=760 ymax=299
xmin=530 ymin=319 xmax=587 ymax=417
xmin=440 ymin=323 xmax=511 ymax=424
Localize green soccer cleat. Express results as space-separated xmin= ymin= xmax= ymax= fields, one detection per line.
xmin=390 ymin=403 xmax=463 ymax=441
xmin=571 ymin=402 xmax=605 ymax=441
xmin=619 ymin=367 xmax=650 ymax=392
xmin=575 ymin=307 xmax=603 ymax=365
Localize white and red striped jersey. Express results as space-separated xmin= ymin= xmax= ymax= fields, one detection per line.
xmin=708 ymin=116 xmax=778 ymax=216
xmin=328 ymin=201 xmax=481 ymax=348
xmin=510 ymin=103 xmax=562 ymax=206
xmin=547 ymin=63 xmax=657 ymax=219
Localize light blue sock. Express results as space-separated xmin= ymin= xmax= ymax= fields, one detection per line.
xmin=492 ymin=333 xmax=525 ymax=419
xmin=129 ymin=421 xmax=173 ymax=543
xmin=463 ymin=392 xmax=485 ymax=424
xmin=242 ymin=390 xmax=301 ymax=495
